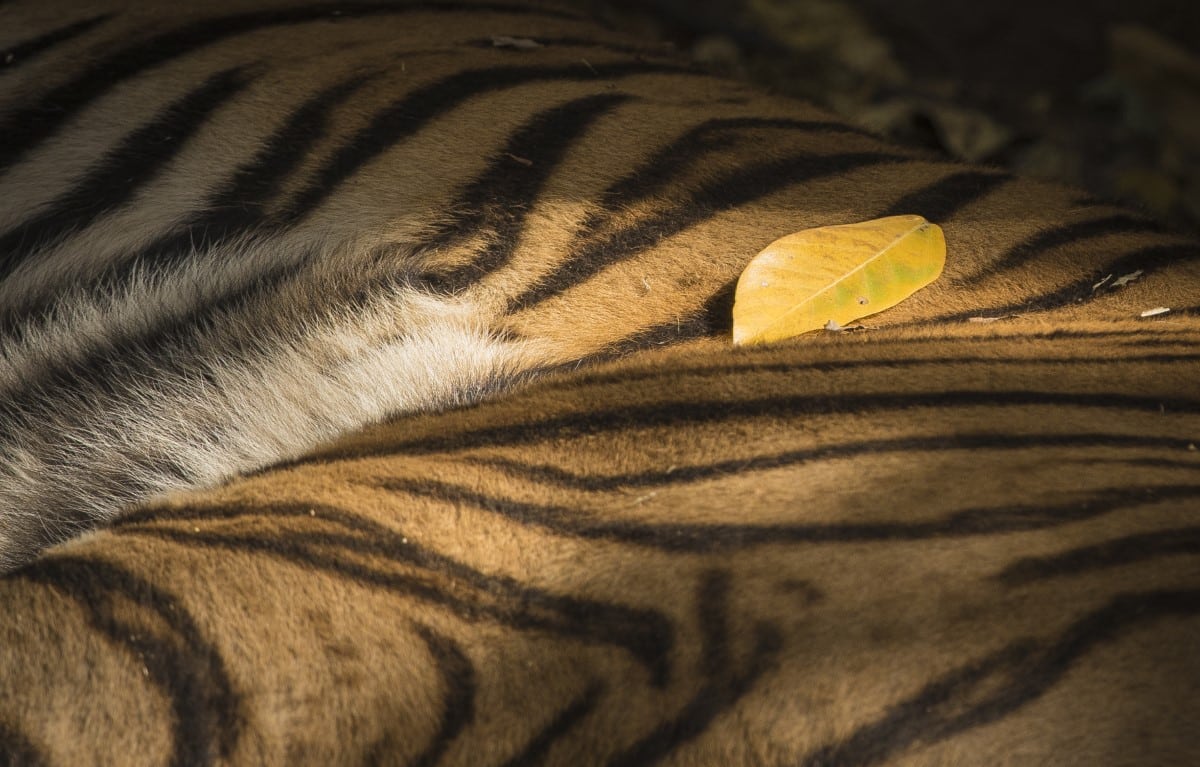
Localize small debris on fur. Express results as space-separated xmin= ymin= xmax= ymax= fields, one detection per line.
xmin=823 ymin=319 xmax=870 ymax=332
xmin=491 ymin=35 xmax=542 ymax=50
xmin=1092 ymin=274 xmax=1113 ymax=291
xmin=1112 ymin=270 xmax=1145 ymax=288
xmin=967 ymin=314 xmax=1022 ymax=323
xmin=1140 ymin=306 xmax=1171 ymax=317
xmin=505 ymin=152 xmax=533 ymax=166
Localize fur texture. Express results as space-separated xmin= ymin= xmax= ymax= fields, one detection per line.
xmin=0 ymin=0 xmax=1198 ymax=764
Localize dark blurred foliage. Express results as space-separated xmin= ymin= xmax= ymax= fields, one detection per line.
xmin=587 ymin=0 xmax=1200 ymax=234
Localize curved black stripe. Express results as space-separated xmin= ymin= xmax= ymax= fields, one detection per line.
xmin=570 ymin=320 xmax=1200 ymax=367
xmin=1111 ymin=332 xmax=1200 ymax=347
xmin=422 ymin=91 xmax=634 ymax=292
xmin=0 ymin=67 xmax=251 ymax=285
xmin=569 ymin=301 xmax=732 ymax=356
xmin=691 ymin=276 xmax=740 ymax=339
xmin=0 ymin=2 xmax=584 ymax=173
xmin=1085 ymin=456 xmax=1200 ymax=471
xmin=609 ymin=634 xmax=779 ymax=766
xmin=324 ymin=390 xmax=1200 ymax=460
xmin=698 ymin=570 xmax=732 ymax=677
xmin=532 ymin=117 xmax=879 ymax=328
xmin=471 ymin=432 xmax=1200 ymax=492
xmin=996 ymin=527 xmax=1200 ymax=585
xmin=607 ymin=571 xmax=782 ymax=767
xmin=114 ymin=501 xmax=674 ymax=686
xmin=0 ymin=254 xmax=312 ymax=439
xmin=377 ymin=479 xmax=1200 ymax=552
xmin=122 ymin=70 xmax=379 ymax=281
xmin=2 ymin=59 xmax=354 ymax=318
xmin=875 ymin=169 xmax=1011 ymax=222
xmin=0 ymin=722 xmax=50 ymax=767
xmin=0 ymin=14 xmax=111 ymax=69
xmin=409 ymin=625 xmax=476 ymax=767
xmin=958 ymin=213 xmax=1165 ymax=287
xmin=601 ymin=117 xmax=878 ymax=211
xmin=813 ymin=326 xmax=1198 ymax=347
xmin=507 ymin=151 xmax=906 ymax=310
xmin=555 ymin=350 xmax=1200 ymax=394
xmin=498 ymin=682 xmax=605 ymax=767
xmin=800 ymin=589 xmax=1200 ymax=767
xmin=16 ymin=556 xmax=242 ymax=766
xmin=285 ymin=60 xmax=692 ymax=219
xmin=561 ymin=289 xmax=1200 ymax=358
xmin=930 ymin=241 xmax=1198 ymax=322
xmin=205 ymin=73 xmax=369 ymax=216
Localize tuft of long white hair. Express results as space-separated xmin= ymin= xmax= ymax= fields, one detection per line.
xmin=0 ymin=234 xmax=537 ymax=571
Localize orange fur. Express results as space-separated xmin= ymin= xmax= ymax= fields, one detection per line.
xmin=0 ymin=1 xmax=1198 ymax=764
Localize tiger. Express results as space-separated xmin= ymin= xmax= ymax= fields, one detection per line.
xmin=1 ymin=0 xmax=1198 ymax=764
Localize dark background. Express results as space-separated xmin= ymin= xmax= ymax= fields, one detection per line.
xmin=592 ymin=0 xmax=1200 ymax=234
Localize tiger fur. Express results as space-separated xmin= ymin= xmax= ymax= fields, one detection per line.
xmin=0 ymin=0 xmax=1198 ymax=764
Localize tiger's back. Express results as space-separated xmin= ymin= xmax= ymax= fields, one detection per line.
xmin=1 ymin=0 xmax=1198 ymax=764
xmin=5 ymin=328 xmax=1199 ymax=765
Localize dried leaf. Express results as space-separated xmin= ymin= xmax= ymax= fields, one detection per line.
xmin=1112 ymin=270 xmax=1144 ymax=288
xmin=732 ymin=215 xmax=945 ymax=345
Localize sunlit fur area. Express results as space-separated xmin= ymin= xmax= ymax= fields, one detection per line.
xmin=0 ymin=1 xmax=1197 ymax=764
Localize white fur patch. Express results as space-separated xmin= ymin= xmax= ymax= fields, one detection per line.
xmin=0 ymin=236 xmax=539 ymax=571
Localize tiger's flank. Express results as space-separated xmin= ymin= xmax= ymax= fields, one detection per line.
xmin=1 ymin=1 xmax=1198 ymax=765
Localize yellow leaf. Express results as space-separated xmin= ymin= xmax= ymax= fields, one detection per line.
xmin=732 ymin=215 xmax=945 ymax=345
